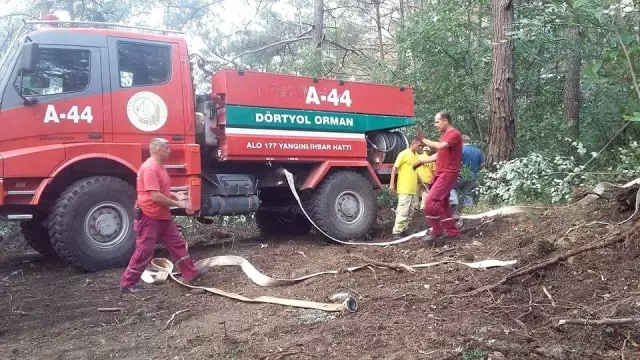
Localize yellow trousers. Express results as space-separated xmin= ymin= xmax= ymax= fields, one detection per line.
xmin=393 ymin=194 xmax=419 ymax=235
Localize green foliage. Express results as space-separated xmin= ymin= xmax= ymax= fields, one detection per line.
xmin=462 ymin=348 xmax=488 ymax=360
xmin=460 ymin=165 xmax=474 ymax=181
xmin=396 ymin=0 xmax=491 ymax=141
xmin=480 ymin=137 xmax=640 ymax=205
xmin=480 ymin=152 xmax=583 ymax=205
xmin=593 ymin=140 xmax=640 ymax=183
xmin=376 ymin=188 xmax=397 ymax=209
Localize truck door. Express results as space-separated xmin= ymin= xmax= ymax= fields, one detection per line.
xmin=0 ymin=45 xmax=104 ymax=150
xmin=107 ymin=37 xmax=186 ymax=144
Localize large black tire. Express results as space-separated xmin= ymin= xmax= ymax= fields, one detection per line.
xmin=255 ymin=211 xmax=312 ymax=236
xmin=305 ymin=171 xmax=377 ymax=241
xmin=47 ymin=176 xmax=136 ymax=272
xmin=19 ymin=219 xmax=56 ymax=256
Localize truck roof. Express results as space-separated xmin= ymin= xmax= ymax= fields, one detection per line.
xmin=28 ymin=27 xmax=186 ymax=44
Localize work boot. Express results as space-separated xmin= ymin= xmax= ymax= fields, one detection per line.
xmin=120 ymin=284 xmax=146 ymax=293
xmin=184 ymin=268 xmax=210 ymax=286
xmin=423 ymin=233 xmax=442 ymax=242
xmin=393 ymin=229 xmax=409 ymax=240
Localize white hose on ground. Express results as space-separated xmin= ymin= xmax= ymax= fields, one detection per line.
xmin=140 ymin=256 xmax=517 ymax=312
xmin=282 ymin=169 xmax=529 ymax=245
xmin=138 ymin=168 xmax=531 ymax=313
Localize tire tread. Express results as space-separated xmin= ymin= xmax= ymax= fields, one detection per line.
xmin=47 ymin=176 xmax=135 ymax=272
xmin=304 ymin=171 xmax=376 ymax=241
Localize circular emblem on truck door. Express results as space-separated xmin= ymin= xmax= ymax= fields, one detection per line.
xmin=126 ymin=91 xmax=168 ymax=132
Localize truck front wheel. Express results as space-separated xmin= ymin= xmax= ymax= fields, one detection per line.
xmin=306 ymin=171 xmax=377 ymax=241
xmin=47 ymin=176 xmax=136 ymax=272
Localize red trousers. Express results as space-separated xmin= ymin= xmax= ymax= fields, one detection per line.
xmin=425 ymin=172 xmax=460 ymax=236
xmin=120 ymin=215 xmax=199 ymax=288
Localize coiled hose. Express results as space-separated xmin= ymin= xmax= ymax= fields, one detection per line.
xmin=366 ymin=131 xmax=408 ymax=163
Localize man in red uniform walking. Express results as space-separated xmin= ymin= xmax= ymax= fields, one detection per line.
xmin=120 ymin=138 xmax=206 ymax=293
xmin=413 ymin=112 xmax=463 ymax=241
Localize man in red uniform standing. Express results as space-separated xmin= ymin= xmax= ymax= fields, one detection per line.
xmin=413 ymin=112 xmax=463 ymax=241
xmin=120 ymin=138 xmax=206 ymax=293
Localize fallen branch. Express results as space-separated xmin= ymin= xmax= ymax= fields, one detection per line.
xmin=564 ymin=221 xmax=610 ymax=237
xmin=515 ymin=288 xmax=533 ymax=336
xmin=275 ymin=352 xmax=301 ymax=360
xmin=460 ymin=232 xmax=623 ymax=297
xmin=558 ymin=317 xmax=640 ymax=326
xmin=461 ymin=219 xmax=494 ymax=234
xmin=366 ymin=265 xmax=378 ymax=280
xmin=543 ymin=286 xmax=556 ymax=307
xmin=97 ymin=307 xmax=123 ymax=312
xmin=232 ymin=35 xmax=313 ymax=60
xmin=163 ymin=309 xmax=190 ymax=330
xmin=582 ymin=122 xmax=631 ymax=171
xmin=353 ymin=255 xmax=416 ymax=273
xmin=622 ymin=331 xmax=631 ymax=360
xmin=432 ymin=247 xmax=456 ymax=257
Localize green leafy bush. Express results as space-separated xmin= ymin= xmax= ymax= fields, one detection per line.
xmin=480 ymin=152 xmax=585 ymax=205
xmin=377 ymin=187 xmax=397 ymax=208
xmin=480 ymin=139 xmax=640 ymax=205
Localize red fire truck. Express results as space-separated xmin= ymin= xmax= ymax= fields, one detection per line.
xmin=0 ymin=20 xmax=414 ymax=271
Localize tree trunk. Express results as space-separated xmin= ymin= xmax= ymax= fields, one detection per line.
xmin=467 ymin=0 xmax=484 ymax=142
xmin=313 ymin=0 xmax=324 ymax=45
xmin=374 ymin=0 xmax=384 ymax=61
xmin=40 ymin=0 xmax=51 ymax=18
xmin=397 ymin=0 xmax=407 ymax=73
xmin=312 ymin=0 xmax=324 ymax=76
xmin=563 ymin=26 xmax=581 ymax=147
xmin=564 ymin=0 xmax=581 ymax=151
xmin=67 ymin=0 xmax=74 ymax=20
xmin=487 ymin=0 xmax=516 ymax=165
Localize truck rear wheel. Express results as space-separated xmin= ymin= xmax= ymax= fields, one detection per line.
xmin=255 ymin=211 xmax=312 ymax=236
xmin=20 ymin=219 xmax=56 ymax=256
xmin=47 ymin=176 xmax=136 ymax=272
xmin=305 ymin=171 xmax=377 ymax=241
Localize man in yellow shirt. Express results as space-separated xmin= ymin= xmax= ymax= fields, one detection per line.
xmin=390 ymin=138 xmax=422 ymax=238
xmin=415 ymin=147 xmax=435 ymax=210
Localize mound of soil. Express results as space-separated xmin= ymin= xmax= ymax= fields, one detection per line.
xmin=0 ymin=190 xmax=639 ymax=359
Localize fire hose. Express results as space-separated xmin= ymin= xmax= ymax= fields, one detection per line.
xmin=281 ymin=169 xmax=527 ymax=246
xmin=140 ymin=169 xmax=521 ymax=313
xmin=140 ymin=255 xmax=516 ymax=313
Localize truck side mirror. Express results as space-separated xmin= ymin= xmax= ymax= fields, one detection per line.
xmin=20 ymin=42 xmax=39 ymax=74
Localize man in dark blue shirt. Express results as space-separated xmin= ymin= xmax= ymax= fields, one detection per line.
xmin=462 ymin=135 xmax=484 ymax=181
xmin=456 ymin=134 xmax=484 ymax=207
xmin=449 ymin=135 xmax=484 ymax=228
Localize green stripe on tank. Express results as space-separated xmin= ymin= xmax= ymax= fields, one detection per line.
xmin=224 ymin=105 xmax=414 ymax=133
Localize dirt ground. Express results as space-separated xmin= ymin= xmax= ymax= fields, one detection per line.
xmin=1 ymin=196 xmax=640 ymax=359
